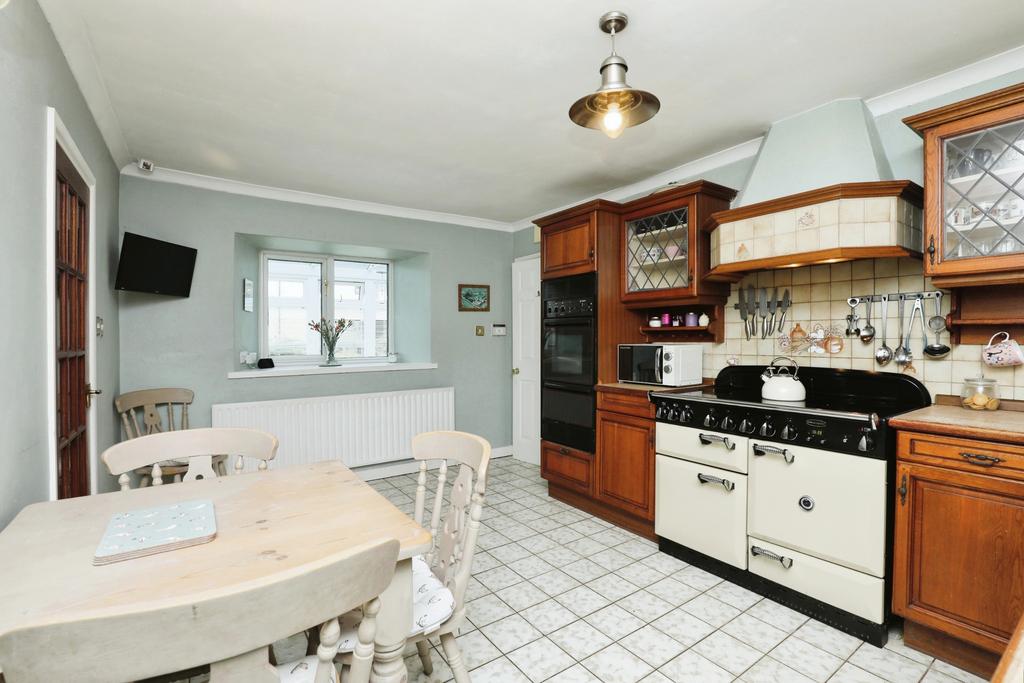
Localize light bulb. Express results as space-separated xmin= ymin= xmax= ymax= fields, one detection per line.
xmin=601 ymin=103 xmax=624 ymax=139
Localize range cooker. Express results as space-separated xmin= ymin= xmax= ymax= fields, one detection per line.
xmin=651 ymin=365 xmax=930 ymax=645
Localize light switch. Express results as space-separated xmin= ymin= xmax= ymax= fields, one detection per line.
xmin=475 ymin=325 xmax=485 ymax=336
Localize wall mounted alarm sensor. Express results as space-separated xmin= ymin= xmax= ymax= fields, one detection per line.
xmin=137 ymin=158 xmax=155 ymax=173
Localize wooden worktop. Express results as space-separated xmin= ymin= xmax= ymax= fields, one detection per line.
xmin=596 ymin=380 xmax=713 ymax=395
xmin=890 ymin=404 xmax=1024 ymax=445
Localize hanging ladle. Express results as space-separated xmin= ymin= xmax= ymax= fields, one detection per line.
xmin=859 ymin=298 xmax=876 ymax=343
xmin=874 ymin=296 xmax=893 ymax=366
xmin=923 ymin=292 xmax=951 ymax=358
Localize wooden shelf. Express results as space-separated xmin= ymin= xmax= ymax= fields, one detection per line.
xmin=707 ymin=246 xmax=921 ymax=282
xmin=641 ymin=325 xmax=710 ymax=334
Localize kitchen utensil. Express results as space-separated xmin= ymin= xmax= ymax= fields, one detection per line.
xmin=874 ymin=296 xmax=893 ymax=366
xmin=747 ymin=284 xmax=757 ymax=339
xmin=761 ymin=357 xmax=806 ymax=401
xmin=767 ymin=287 xmax=778 ymax=335
xmin=923 ymin=294 xmax=950 ymax=358
xmin=908 ymin=297 xmax=928 ymax=360
xmin=859 ymin=298 xmax=875 ymax=343
xmin=960 ymin=376 xmax=1000 ymax=411
xmin=927 ymin=292 xmax=945 ymax=334
xmin=984 ymin=331 xmax=1024 ymax=367
xmin=738 ymin=288 xmax=750 ymax=340
xmin=845 ymin=299 xmax=860 ymax=337
xmin=778 ymin=289 xmax=791 ymax=331
xmin=894 ymin=296 xmax=912 ymax=367
xmin=758 ymin=288 xmax=768 ymax=339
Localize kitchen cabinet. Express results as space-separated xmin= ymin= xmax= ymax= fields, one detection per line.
xmin=540 ymin=215 xmax=596 ymax=279
xmin=595 ymin=409 xmax=655 ymax=521
xmin=540 ymin=440 xmax=593 ymax=495
xmin=892 ymin=429 xmax=1024 ymax=677
xmin=905 ymin=82 xmax=1024 ymax=287
xmin=620 ymin=181 xmax=735 ymax=307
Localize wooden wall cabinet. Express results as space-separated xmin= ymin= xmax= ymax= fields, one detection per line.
xmin=893 ymin=430 xmax=1024 ymax=677
xmin=540 ymin=215 xmax=596 ymax=279
xmin=595 ymin=409 xmax=655 ymax=521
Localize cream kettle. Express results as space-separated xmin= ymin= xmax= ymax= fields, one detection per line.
xmin=761 ymin=357 xmax=806 ymax=401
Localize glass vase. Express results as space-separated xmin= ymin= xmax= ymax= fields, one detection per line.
xmin=321 ymin=347 xmax=340 ymax=367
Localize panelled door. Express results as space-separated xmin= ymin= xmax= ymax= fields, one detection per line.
xmin=55 ymin=144 xmax=91 ymax=499
xmin=512 ymin=256 xmax=541 ymax=464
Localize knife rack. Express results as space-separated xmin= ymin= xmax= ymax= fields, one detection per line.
xmin=847 ymin=291 xmax=942 ymax=306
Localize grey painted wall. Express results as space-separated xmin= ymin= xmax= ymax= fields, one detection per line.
xmin=118 ymin=176 xmax=513 ymax=455
xmin=513 ymin=227 xmax=540 ymax=258
xmin=1 ymin=0 xmax=121 ymax=527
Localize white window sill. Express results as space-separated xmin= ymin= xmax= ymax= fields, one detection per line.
xmin=227 ymin=362 xmax=438 ymax=379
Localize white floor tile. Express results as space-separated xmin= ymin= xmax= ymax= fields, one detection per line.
xmin=770 ymin=635 xmax=844 ymax=682
xmin=507 ymin=637 xmax=576 ymax=683
xmin=619 ymin=624 xmax=686 ymax=668
xmin=693 ymin=629 xmax=764 ymax=675
xmin=496 ymin=580 xmax=550 ymax=612
xmin=555 ymin=585 xmax=611 ymax=617
xmin=746 ymin=598 xmax=809 ymax=633
xmin=829 ymin=662 xmax=887 ymax=683
xmin=451 ymin=630 xmax=502 ymax=670
xmin=739 ymin=656 xmax=815 ymax=683
xmin=794 ymin=619 xmax=863 ymax=659
xmin=581 ymin=643 xmax=654 ymax=683
xmin=585 ymin=604 xmax=647 ymax=640
xmin=651 ymin=607 xmax=716 ymax=647
xmin=519 ymin=599 xmax=579 ymax=635
xmin=548 ymin=620 xmax=613 ymax=660
xmin=660 ymin=649 xmax=734 ymax=683
xmin=847 ymin=643 xmax=929 ymax=683
xmin=467 ymin=655 xmax=532 ymax=683
xmin=480 ymin=614 xmax=542 ymax=653
xmin=616 ymin=589 xmax=674 ymax=621
xmin=721 ymin=612 xmax=788 ymax=653
xmin=679 ymin=593 xmax=741 ymax=628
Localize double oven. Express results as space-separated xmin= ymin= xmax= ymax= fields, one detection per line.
xmin=541 ymin=273 xmax=597 ymax=453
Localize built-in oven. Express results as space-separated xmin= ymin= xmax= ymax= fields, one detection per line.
xmin=541 ymin=273 xmax=597 ymax=453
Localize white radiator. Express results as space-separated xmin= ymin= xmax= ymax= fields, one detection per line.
xmin=212 ymin=387 xmax=454 ymax=469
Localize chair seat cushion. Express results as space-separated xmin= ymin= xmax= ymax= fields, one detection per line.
xmin=335 ymin=554 xmax=455 ymax=654
xmin=276 ymin=655 xmax=337 ymax=682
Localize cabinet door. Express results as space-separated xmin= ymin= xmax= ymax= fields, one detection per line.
xmin=596 ymin=411 xmax=654 ymax=520
xmin=925 ymin=102 xmax=1024 ymax=279
xmin=893 ymin=461 xmax=1024 ymax=653
xmin=541 ymin=440 xmax=593 ymax=495
xmin=541 ymin=218 xmax=595 ymax=279
xmin=621 ymin=199 xmax=696 ymax=303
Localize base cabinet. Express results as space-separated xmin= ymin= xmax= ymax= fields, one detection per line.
xmin=894 ymin=436 xmax=1024 ymax=659
xmin=596 ymin=410 xmax=655 ymax=520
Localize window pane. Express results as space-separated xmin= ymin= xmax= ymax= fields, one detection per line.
xmin=333 ymin=260 xmax=388 ymax=358
xmin=267 ymin=259 xmax=322 ymax=356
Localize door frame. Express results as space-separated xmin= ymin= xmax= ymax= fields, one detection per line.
xmin=512 ymin=252 xmax=541 ymax=465
xmin=45 ymin=107 xmax=99 ymax=499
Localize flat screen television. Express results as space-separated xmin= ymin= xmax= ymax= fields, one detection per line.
xmin=115 ymin=232 xmax=197 ymax=297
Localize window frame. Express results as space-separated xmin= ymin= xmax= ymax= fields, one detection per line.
xmin=258 ymin=249 xmax=394 ymax=365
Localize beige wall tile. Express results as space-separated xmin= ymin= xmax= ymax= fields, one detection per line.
xmin=819 ymin=201 xmax=839 ymax=226
xmin=864 ymin=197 xmax=894 ymax=222
xmin=839 ymin=223 xmax=865 ymax=247
xmin=839 ymin=198 xmax=864 ymax=223
xmin=874 ymin=258 xmax=899 ymax=277
xmin=792 ymin=267 xmax=811 ymax=285
xmin=830 ymin=262 xmax=852 ymax=281
xmin=818 ymin=225 xmax=839 ymax=249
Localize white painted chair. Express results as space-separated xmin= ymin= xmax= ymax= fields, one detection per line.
xmin=101 ymin=427 xmax=279 ymax=491
xmin=333 ymin=431 xmax=491 ymax=683
xmin=0 ymin=538 xmax=400 ymax=683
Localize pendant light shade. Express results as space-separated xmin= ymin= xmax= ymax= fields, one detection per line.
xmin=569 ymin=11 xmax=660 ymax=139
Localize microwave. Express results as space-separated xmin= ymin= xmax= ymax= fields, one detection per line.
xmin=617 ymin=343 xmax=703 ymax=387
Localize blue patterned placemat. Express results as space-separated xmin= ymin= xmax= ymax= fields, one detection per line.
xmin=94 ymin=499 xmax=217 ymax=565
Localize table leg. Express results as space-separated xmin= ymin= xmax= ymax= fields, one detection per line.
xmin=371 ymin=558 xmax=412 ymax=683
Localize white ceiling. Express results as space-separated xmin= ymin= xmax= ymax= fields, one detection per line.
xmin=37 ymin=0 xmax=1024 ymax=224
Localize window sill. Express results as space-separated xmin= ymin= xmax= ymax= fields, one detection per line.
xmin=227 ymin=362 xmax=438 ymax=379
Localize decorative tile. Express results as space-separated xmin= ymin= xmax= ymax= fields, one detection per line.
xmin=847 ymin=643 xmax=929 ymax=683
xmin=660 ymin=649 xmax=734 ymax=683
xmin=793 ymin=619 xmax=862 ymax=658
xmin=619 ymin=625 xmax=686 ymax=668
xmin=721 ymin=613 xmax=788 ymax=653
xmin=480 ymin=614 xmax=542 ymax=653
xmin=650 ymin=607 xmax=716 ymax=647
xmin=519 ymin=599 xmax=578 ymax=634
xmin=581 ymin=643 xmax=654 ymax=683
xmin=679 ymin=594 xmax=741 ymax=628
xmin=769 ymin=635 xmax=843 ymax=682
xmin=739 ymin=656 xmax=815 ymax=683
xmin=554 ymin=585 xmax=610 ymax=617
xmin=616 ymin=590 xmax=674 ymax=621
xmin=585 ymin=604 xmax=647 ymax=640
xmin=548 ymin=620 xmax=612 ymax=660
xmin=693 ymin=630 xmax=763 ymax=675
xmin=507 ymin=637 xmax=575 ymax=683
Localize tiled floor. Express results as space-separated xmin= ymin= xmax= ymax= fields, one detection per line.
xmin=370 ymin=456 xmax=988 ymax=683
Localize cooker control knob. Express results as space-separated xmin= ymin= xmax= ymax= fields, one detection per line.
xmin=759 ymin=419 xmax=776 ymax=437
xmin=667 ymin=406 xmax=680 ymax=422
xmin=703 ymin=410 xmax=718 ymax=428
xmin=720 ymin=414 xmax=736 ymax=431
xmin=664 ymin=352 xmax=673 ymax=362
xmin=680 ymin=406 xmax=694 ymax=423
xmin=780 ymin=422 xmax=798 ymax=441
xmin=655 ymin=402 xmax=668 ymax=420
xmin=738 ymin=417 xmax=755 ymax=434
xmin=857 ymin=429 xmax=875 ymax=452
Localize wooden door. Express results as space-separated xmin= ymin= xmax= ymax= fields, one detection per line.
xmin=55 ymin=145 xmax=90 ymax=499
xmin=541 ymin=217 xmax=595 ymax=279
xmin=893 ymin=461 xmax=1024 ymax=653
xmin=512 ymin=257 xmax=541 ymax=465
xmin=595 ymin=410 xmax=655 ymax=519
xmin=541 ymin=440 xmax=593 ymax=495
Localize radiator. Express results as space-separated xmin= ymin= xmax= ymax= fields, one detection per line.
xmin=211 ymin=387 xmax=454 ymax=469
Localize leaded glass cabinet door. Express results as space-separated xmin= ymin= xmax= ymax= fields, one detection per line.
xmin=622 ymin=200 xmax=694 ymax=302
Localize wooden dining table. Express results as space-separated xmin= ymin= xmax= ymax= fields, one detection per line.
xmin=0 ymin=460 xmax=431 ymax=682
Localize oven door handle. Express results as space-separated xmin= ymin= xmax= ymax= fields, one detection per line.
xmin=752 ymin=443 xmax=795 ymax=464
xmin=698 ymin=433 xmax=736 ymax=451
xmin=751 ymin=545 xmax=793 ymax=569
xmin=696 ymin=472 xmax=735 ymax=492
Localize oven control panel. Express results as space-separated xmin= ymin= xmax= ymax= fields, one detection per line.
xmin=544 ymin=297 xmax=595 ymax=318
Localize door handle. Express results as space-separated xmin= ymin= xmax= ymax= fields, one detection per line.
xmin=512 ymin=367 xmax=520 ymax=375
xmin=696 ymin=473 xmax=735 ymax=492
xmin=86 ymin=383 xmax=102 ymax=407
xmin=751 ymin=545 xmax=793 ymax=569
xmin=960 ymin=452 xmax=1003 ymax=467
xmin=698 ymin=433 xmax=735 ymax=450
xmin=753 ymin=443 xmax=795 ymax=464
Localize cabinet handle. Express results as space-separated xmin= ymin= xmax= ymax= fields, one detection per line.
xmin=697 ymin=473 xmax=735 ymax=492
xmin=927 ymin=236 xmax=936 ymax=265
xmin=960 ymin=451 xmax=1003 ymax=467
xmin=698 ymin=433 xmax=735 ymax=450
xmin=559 ymin=447 xmax=569 ymax=455
xmin=898 ymin=474 xmax=907 ymax=505
xmin=751 ymin=545 xmax=793 ymax=569
xmin=588 ymin=248 xmax=595 ymax=258
xmin=753 ymin=443 xmax=795 ymax=464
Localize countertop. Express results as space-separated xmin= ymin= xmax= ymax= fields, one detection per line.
xmin=889 ymin=404 xmax=1024 ymax=445
xmin=596 ymin=381 xmax=713 ymax=395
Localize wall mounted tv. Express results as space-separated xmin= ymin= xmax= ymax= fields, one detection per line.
xmin=115 ymin=232 xmax=197 ymax=297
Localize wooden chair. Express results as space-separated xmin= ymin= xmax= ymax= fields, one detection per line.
xmin=114 ymin=388 xmax=225 ymax=484
xmin=0 ymin=538 xmax=399 ymax=683
xmin=102 ymin=428 xmax=279 ymax=491
xmin=334 ymin=431 xmax=491 ymax=683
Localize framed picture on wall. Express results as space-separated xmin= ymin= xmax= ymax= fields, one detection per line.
xmin=458 ymin=284 xmax=490 ymax=312
xmin=243 ymin=278 xmax=254 ymax=312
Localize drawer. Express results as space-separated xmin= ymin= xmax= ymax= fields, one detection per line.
xmin=656 ymin=455 xmax=748 ymax=569
xmin=541 ymin=440 xmax=593 ymax=495
xmin=898 ymin=431 xmax=1024 ymax=481
xmin=748 ymin=441 xmax=887 ymax=577
xmin=597 ymin=389 xmax=655 ymax=418
xmin=656 ymin=424 xmax=748 ymax=474
xmin=747 ymin=537 xmax=885 ymax=624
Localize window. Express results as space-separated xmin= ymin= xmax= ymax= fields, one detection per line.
xmin=261 ymin=252 xmax=391 ymax=363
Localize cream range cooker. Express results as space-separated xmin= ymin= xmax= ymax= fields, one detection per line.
xmin=651 ymin=366 xmax=930 ymax=646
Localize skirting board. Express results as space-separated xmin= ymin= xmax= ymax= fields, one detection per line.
xmin=356 ymin=446 xmax=513 ymax=481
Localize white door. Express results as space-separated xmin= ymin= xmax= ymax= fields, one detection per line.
xmin=512 ymin=255 xmax=541 ymax=465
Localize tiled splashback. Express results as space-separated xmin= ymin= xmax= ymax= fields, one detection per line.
xmin=699 ymin=257 xmax=1024 ymax=402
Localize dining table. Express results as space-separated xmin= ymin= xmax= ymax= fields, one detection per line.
xmin=0 ymin=459 xmax=431 ymax=682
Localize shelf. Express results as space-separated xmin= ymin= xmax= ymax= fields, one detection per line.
xmin=707 ymin=246 xmax=921 ymax=282
xmin=632 ymin=257 xmax=688 ymax=270
xmin=641 ymin=325 xmax=710 ymax=334
xmin=945 ymin=163 xmax=1024 ymax=197
xmin=630 ymin=225 xmax=688 ymax=242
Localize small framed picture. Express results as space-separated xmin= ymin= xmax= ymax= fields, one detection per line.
xmin=458 ymin=284 xmax=490 ymax=312
xmin=243 ymin=278 xmax=254 ymax=312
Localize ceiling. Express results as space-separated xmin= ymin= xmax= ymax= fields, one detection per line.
xmin=37 ymin=0 xmax=1024 ymax=224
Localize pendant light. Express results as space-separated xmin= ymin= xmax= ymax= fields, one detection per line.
xmin=569 ymin=11 xmax=660 ymax=139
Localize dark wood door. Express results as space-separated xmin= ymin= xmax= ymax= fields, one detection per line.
xmin=595 ymin=410 xmax=655 ymax=520
xmin=56 ymin=145 xmax=90 ymax=499
xmin=541 ymin=218 xmax=595 ymax=279
xmin=893 ymin=461 xmax=1024 ymax=653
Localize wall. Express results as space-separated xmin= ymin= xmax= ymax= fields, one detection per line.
xmin=1 ymin=0 xmax=121 ymax=527
xmin=513 ymin=226 xmax=539 ymax=259
xmin=118 ymin=176 xmax=513 ymax=454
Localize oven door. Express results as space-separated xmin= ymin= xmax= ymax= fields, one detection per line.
xmin=618 ymin=345 xmax=663 ymax=385
xmin=542 ymin=317 xmax=595 ymax=388
xmin=541 ymin=382 xmax=595 ymax=453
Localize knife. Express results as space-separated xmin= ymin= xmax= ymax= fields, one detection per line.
xmin=746 ymin=284 xmax=757 ymax=339
xmin=778 ymin=289 xmax=791 ymax=332
xmin=767 ymin=287 xmax=779 ymax=335
xmin=758 ymin=288 xmax=768 ymax=339
xmin=738 ymin=287 xmax=749 ymax=340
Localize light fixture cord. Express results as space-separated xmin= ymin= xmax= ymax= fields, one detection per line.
xmin=609 ymin=26 xmax=617 ymax=55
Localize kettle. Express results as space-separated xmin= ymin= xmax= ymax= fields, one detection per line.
xmin=761 ymin=357 xmax=806 ymax=402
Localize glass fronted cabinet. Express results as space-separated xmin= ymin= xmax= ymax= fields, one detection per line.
xmin=906 ymin=83 xmax=1024 ymax=286
xmin=624 ymin=203 xmax=691 ymax=297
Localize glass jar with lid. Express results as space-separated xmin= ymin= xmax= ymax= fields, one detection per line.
xmin=960 ymin=376 xmax=1000 ymax=411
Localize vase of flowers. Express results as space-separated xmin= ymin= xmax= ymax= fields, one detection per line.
xmin=309 ymin=317 xmax=353 ymax=366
